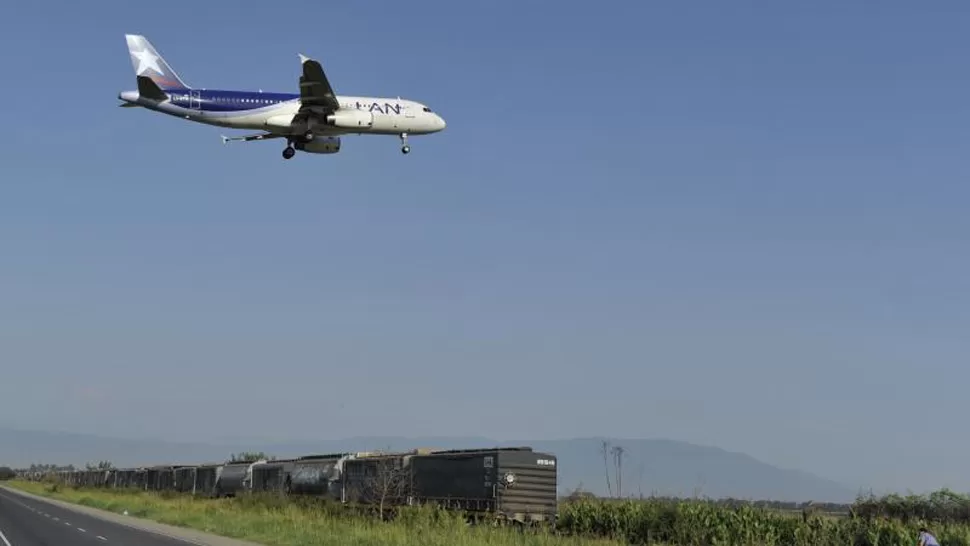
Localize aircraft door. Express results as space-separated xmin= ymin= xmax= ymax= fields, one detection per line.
xmin=189 ymin=90 xmax=202 ymax=111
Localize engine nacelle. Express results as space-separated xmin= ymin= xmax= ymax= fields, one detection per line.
xmin=325 ymin=109 xmax=374 ymax=129
xmin=296 ymin=136 xmax=341 ymax=154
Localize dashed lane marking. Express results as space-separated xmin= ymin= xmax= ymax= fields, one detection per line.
xmin=1 ymin=492 xmax=105 ymax=542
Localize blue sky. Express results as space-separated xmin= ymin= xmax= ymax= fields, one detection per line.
xmin=2 ymin=0 xmax=970 ymax=495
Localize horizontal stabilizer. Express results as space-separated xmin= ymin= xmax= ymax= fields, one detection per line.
xmin=137 ymin=75 xmax=168 ymax=101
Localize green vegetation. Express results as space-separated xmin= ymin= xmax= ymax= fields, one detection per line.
xmin=10 ymin=478 xmax=970 ymax=546
xmin=851 ymin=489 xmax=970 ymax=524
xmin=4 ymin=480 xmax=620 ymax=546
xmin=228 ymin=451 xmax=275 ymax=463
xmin=559 ymin=497 xmax=925 ymax=546
xmin=0 ymin=467 xmax=14 ymax=481
xmin=556 ymin=489 xmax=970 ymax=546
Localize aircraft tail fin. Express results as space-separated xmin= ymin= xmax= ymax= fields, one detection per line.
xmin=125 ymin=34 xmax=190 ymax=90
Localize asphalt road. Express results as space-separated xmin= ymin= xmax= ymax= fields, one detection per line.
xmin=0 ymin=487 xmax=261 ymax=546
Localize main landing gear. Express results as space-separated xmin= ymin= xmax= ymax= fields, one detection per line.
xmin=280 ymin=132 xmax=413 ymax=160
xmin=282 ymin=131 xmax=309 ymax=159
xmin=281 ymin=127 xmax=313 ymax=159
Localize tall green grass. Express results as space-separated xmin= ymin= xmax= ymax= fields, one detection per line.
xmin=12 ymin=479 xmax=970 ymax=546
xmin=5 ymin=480 xmax=619 ymax=546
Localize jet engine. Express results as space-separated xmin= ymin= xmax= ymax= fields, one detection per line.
xmin=295 ymin=136 xmax=341 ymax=154
xmin=325 ymin=109 xmax=374 ymax=129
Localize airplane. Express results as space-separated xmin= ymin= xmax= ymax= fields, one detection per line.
xmin=117 ymin=34 xmax=447 ymax=159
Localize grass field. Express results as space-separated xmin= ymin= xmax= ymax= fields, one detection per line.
xmin=3 ymin=480 xmax=622 ymax=546
xmin=10 ymin=479 xmax=970 ymax=546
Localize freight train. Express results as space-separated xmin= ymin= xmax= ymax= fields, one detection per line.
xmin=22 ymin=446 xmax=558 ymax=526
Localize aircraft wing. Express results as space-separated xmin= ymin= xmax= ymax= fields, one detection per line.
xmin=297 ymin=54 xmax=340 ymax=112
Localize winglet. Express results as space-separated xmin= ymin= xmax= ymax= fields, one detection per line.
xmin=298 ymin=54 xmax=311 ymax=64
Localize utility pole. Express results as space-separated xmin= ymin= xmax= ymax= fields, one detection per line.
xmin=600 ymin=440 xmax=613 ymax=497
xmin=611 ymin=445 xmax=625 ymax=498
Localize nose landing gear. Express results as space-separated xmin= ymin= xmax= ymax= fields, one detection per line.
xmin=400 ymin=132 xmax=410 ymax=154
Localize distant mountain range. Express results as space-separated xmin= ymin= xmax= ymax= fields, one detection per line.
xmin=0 ymin=428 xmax=858 ymax=503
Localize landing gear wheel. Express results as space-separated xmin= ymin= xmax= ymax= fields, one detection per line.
xmin=303 ymin=131 xmax=314 ymax=141
xmin=399 ymin=132 xmax=410 ymax=155
xmin=402 ymin=145 xmax=410 ymax=154
xmin=282 ymin=146 xmax=295 ymax=160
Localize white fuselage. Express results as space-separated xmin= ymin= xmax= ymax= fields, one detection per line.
xmin=118 ymin=90 xmax=446 ymax=137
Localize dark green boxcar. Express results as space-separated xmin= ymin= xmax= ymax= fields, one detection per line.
xmin=409 ymin=447 xmax=558 ymax=524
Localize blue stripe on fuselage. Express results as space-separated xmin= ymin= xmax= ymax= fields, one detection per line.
xmin=163 ymin=88 xmax=299 ymax=113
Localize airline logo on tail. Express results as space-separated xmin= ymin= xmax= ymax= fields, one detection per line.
xmin=125 ymin=34 xmax=189 ymax=90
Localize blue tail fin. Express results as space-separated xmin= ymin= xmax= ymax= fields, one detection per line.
xmin=125 ymin=34 xmax=190 ymax=90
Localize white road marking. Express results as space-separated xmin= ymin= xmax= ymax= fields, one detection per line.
xmin=53 ymin=517 xmax=59 ymax=521
xmin=97 ymin=536 xmax=107 ymax=541
xmin=0 ymin=527 xmax=13 ymax=546
xmin=1 ymin=488 xmax=199 ymax=545
xmin=78 ymin=528 xmax=86 ymax=533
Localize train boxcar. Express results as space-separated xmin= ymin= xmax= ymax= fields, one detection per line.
xmin=214 ymin=461 xmax=266 ymax=497
xmin=174 ymin=466 xmax=198 ymax=493
xmin=111 ymin=468 xmax=133 ymax=488
xmin=288 ymin=453 xmax=351 ymax=498
xmin=409 ymin=447 xmax=558 ymax=524
xmin=251 ymin=459 xmax=296 ymax=493
xmin=113 ymin=468 xmax=148 ymax=489
xmin=340 ymin=451 xmax=414 ymax=508
xmin=145 ymin=465 xmax=178 ymax=491
xmin=194 ymin=464 xmax=221 ymax=497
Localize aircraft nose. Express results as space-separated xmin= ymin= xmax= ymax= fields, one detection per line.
xmin=436 ymin=114 xmax=446 ymax=130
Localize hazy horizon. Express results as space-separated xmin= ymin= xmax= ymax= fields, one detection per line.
xmin=0 ymin=425 xmax=940 ymax=500
xmin=0 ymin=425 xmax=875 ymax=502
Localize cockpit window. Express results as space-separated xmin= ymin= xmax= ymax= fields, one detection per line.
xmin=423 ymin=107 xmax=432 ymax=112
